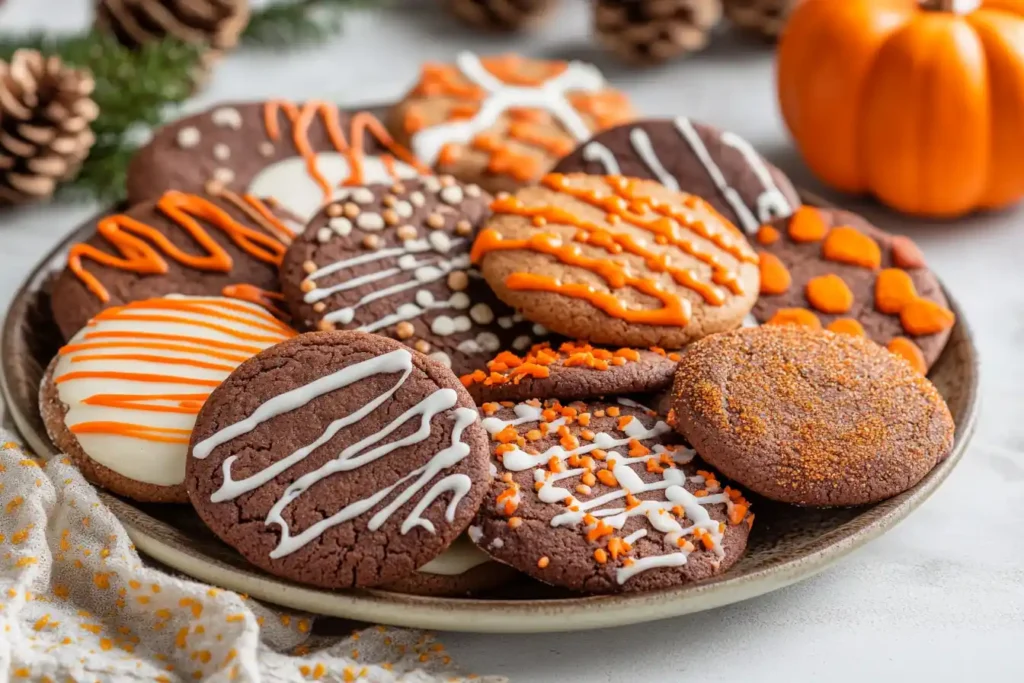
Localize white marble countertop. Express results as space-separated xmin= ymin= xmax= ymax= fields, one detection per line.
xmin=1 ymin=0 xmax=1022 ymax=680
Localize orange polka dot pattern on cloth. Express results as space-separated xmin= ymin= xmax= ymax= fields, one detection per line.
xmin=0 ymin=435 xmax=501 ymax=683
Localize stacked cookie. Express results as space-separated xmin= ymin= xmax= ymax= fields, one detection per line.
xmin=39 ymin=52 xmax=956 ymax=597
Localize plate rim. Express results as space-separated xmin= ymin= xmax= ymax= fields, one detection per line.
xmin=0 ymin=196 xmax=980 ymax=634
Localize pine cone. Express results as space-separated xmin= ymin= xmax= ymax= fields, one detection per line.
xmin=94 ymin=0 xmax=250 ymax=54
xmin=0 ymin=50 xmax=99 ymax=206
xmin=442 ymin=0 xmax=559 ymax=31
xmin=725 ymin=0 xmax=798 ymax=40
xmin=594 ymin=0 xmax=723 ymax=65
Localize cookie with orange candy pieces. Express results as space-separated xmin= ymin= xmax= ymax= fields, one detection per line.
xmin=668 ymin=325 xmax=955 ymax=507
xmin=751 ymin=206 xmax=955 ymax=372
xmin=460 ymin=342 xmax=680 ymax=403
xmin=471 ymin=173 xmax=761 ymax=348
xmin=473 ymin=398 xmax=752 ymax=593
xmin=389 ymin=52 xmax=635 ymax=193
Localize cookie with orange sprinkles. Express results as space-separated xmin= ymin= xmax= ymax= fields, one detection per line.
xmin=668 ymin=325 xmax=955 ymax=507
xmin=473 ymin=398 xmax=753 ymax=593
xmin=751 ymin=206 xmax=955 ymax=373
xmin=472 ymin=173 xmax=761 ymax=348
xmin=459 ymin=342 xmax=680 ymax=403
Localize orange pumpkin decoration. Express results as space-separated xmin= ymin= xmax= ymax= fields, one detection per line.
xmin=778 ymin=0 xmax=1024 ymax=217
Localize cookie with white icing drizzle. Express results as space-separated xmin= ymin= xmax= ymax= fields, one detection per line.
xmin=473 ymin=398 xmax=752 ymax=593
xmin=389 ymin=52 xmax=635 ymax=193
xmin=280 ymin=176 xmax=550 ymax=375
xmin=39 ymin=296 xmax=297 ymax=503
xmin=553 ymin=118 xmax=801 ymax=235
xmin=186 ymin=331 xmax=491 ymax=589
xmin=127 ymin=101 xmax=431 ymax=223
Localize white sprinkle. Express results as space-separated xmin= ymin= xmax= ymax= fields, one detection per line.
xmin=429 ymin=351 xmax=452 ymax=367
xmin=316 ymin=227 xmax=332 ymax=243
xmin=394 ymin=200 xmax=414 ymax=218
xmin=211 ymin=107 xmax=243 ymax=129
xmin=351 ymin=188 xmax=375 ymax=205
xmin=491 ymin=537 xmax=504 ymax=548
xmin=415 ymin=266 xmax=442 ymax=283
xmin=398 ymin=254 xmax=418 ymax=269
xmin=440 ymin=185 xmax=465 ymax=205
xmin=457 ymin=339 xmax=482 ymax=354
xmin=497 ymin=316 xmax=514 ymax=329
xmin=213 ymin=168 xmax=235 ymax=184
xmin=465 ymin=184 xmax=482 ymax=198
xmin=512 ymin=313 xmax=524 ymax=323
xmin=533 ymin=323 xmax=548 ymax=336
xmin=176 ymin=126 xmax=200 ymax=148
xmin=431 ymin=316 xmax=455 ymax=336
xmin=416 ymin=290 xmax=435 ymax=307
xmin=423 ymin=176 xmax=442 ymax=192
xmin=453 ymin=316 xmax=472 ymax=333
xmin=429 ymin=231 xmax=452 ymax=253
xmin=259 ymin=141 xmax=275 ymax=157
xmin=477 ymin=332 xmax=501 ymax=352
xmin=213 ymin=143 xmax=231 ymax=161
xmin=330 ymin=217 xmax=352 ymax=236
xmin=356 ymin=213 xmax=385 ymax=231
xmin=469 ymin=303 xmax=494 ymax=325
xmin=449 ymin=292 xmax=470 ymax=309
xmin=512 ymin=336 xmax=532 ymax=351
xmin=468 ymin=525 xmax=483 ymax=543
xmin=409 ymin=191 xmax=426 ymax=207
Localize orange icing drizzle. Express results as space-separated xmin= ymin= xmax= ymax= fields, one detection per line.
xmin=822 ymin=226 xmax=881 ymax=269
xmin=887 ymin=337 xmax=927 ymax=374
xmin=764 ymin=308 xmax=822 ymax=329
xmin=805 ymin=274 xmax=854 ymax=314
xmin=787 ymin=206 xmax=829 ymax=242
xmin=57 ymin=298 xmax=295 ymax=444
xmin=220 ymin=284 xmax=289 ymax=321
xmin=67 ymin=192 xmax=287 ymax=303
xmin=758 ymin=252 xmax=791 ymax=295
xmin=472 ymin=133 xmax=542 ymax=182
xmin=263 ymin=102 xmax=430 ymax=200
xmin=826 ymin=318 xmax=866 ymax=337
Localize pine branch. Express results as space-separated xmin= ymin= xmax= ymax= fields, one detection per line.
xmin=243 ymin=0 xmax=383 ymax=48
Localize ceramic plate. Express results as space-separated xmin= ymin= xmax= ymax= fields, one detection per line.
xmin=0 ymin=194 xmax=979 ymax=633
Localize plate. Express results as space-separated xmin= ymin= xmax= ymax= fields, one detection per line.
xmin=0 ymin=195 xmax=979 ymax=633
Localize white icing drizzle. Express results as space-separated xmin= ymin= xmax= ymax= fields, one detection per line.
xmin=629 ymin=128 xmax=679 ymax=191
xmin=492 ymin=402 xmax=736 ymax=585
xmin=192 ymin=348 xmax=480 ymax=559
xmin=673 ymin=117 xmax=791 ymax=234
xmin=582 ymin=141 xmax=621 ymax=175
xmin=412 ymin=52 xmax=606 ymax=165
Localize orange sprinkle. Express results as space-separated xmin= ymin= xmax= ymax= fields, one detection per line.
xmin=728 ymin=503 xmax=749 ymax=525
xmin=756 ymin=225 xmax=780 ymax=245
xmin=594 ymin=548 xmax=608 ymax=564
xmin=805 ymin=274 xmax=854 ymax=314
xmin=606 ymin=406 xmax=620 ymax=417
xmin=822 ymin=226 xmax=881 ymax=269
xmin=537 ymin=556 xmax=550 ymax=569
xmin=508 ymin=517 xmax=523 ymax=529
xmin=887 ymin=337 xmax=927 ymax=374
xmin=758 ymin=252 xmax=792 ymax=295
xmin=787 ymin=206 xmax=828 ymax=242
xmin=494 ymin=425 xmax=519 ymax=444
xmin=607 ymin=537 xmax=630 ymax=560
xmin=581 ymin=471 xmax=597 ymax=487
xmin=900 ymin=299 xmax=955 ymax=336
xmin=826 ymin=318 xmax=866 ymax=337
xmin=617 ymin=416 xmax=633 ymax=431
xmin=597 ymin=470 xmax=618 ymax=487
xmin=764 ymin=307 xmax=821 ymax=329
xmin=875 ymin=268 xmax=917 ymax=315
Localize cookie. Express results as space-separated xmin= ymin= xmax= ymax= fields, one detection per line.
xmin=280 ymin=176 xmax=549 ymax=375
xmin=751 ymin=206 xmax=955 ymax=372
xmin=51 ymin=188 xmax=297 ymax=340
xmin=127 ymin=101 xmax=431 ymax=222
xmin=473 ymin=398 xmax=753 ymax=593
xmin=389 ymin=52 xmax=635 ymax=194
xmin=39 ymin=296 xmax=296 ymax=503
xmin=460 ymin=342 xmax=680 ymax=404
xmin=668 ymin=325 xmax=955 ymax=507
xmin=472 ymin=173 xmax=760 ymax=348
xmin=554 ymin=118 xmax=801 ymax=235
xmin=186 ymin=331 xmax=490 ymax=589
xmin=380 ymin=534 xmax=520 ymax=597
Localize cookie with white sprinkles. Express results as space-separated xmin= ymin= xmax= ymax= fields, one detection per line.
xmin=280 ymin=176 xmax=550 ymax=374
xmin=473 ymin=398 xmax=753 ymax=593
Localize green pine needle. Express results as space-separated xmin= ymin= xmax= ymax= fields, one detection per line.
xmin=243 ymin=0 xmax=382 ymax=48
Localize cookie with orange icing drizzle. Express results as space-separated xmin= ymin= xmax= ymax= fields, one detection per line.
xmin=750 ymin=206 xmax=955 ymax=371
xmin=280 ymin=176 xmax=550 ymax=375
xmin=459 ymin=341 xmax=679 ymax=404
xmin=472 ymin=173 xmax=760 ymax=348
xmin=473 ymin=398 xmax=752 ymax=593
xmin=389 ymin=52 xmax=635 ymax=193
xmin=51 ymin=188 xmax=297 ymax=340
xmin=127 ymin=101 xmax=431 ymax=222
xmin=39 ymin=296 xmax=297 ymax=503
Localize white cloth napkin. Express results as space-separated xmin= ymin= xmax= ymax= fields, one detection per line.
xmin=0 ymin=430 xmax=504 ymax=682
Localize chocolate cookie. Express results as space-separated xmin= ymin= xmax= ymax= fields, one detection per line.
xmin=127 ymin=101 xmax=431 ymax=222
xmin=472 ymin=173 xmax=760 ymax=348
xmin=751 ymin=206 xmax=955 ymax=372
xmin=473 ymin=398 xmax=753 ymax=593
xmin=39 ymin=296 xmax=296 ymax=503
xmin=554 ymin=118 xmax=800 ymax=235
xmin=380 ymin=534 xmax=520 ymax=597
xmin=186 ymin=331 xmax=490 ymax=589
xmin=51 ymin=188 xmax=296 ymax=340
xmin=280 ymin=176 xmax=548 ymax=375
xmin=668 ymin=326 xmax=955 ymax=507
xmin=389 ymin=52 xmax=635 ymax=194
xmin=460 ymin=342 xmax=680 ymax=404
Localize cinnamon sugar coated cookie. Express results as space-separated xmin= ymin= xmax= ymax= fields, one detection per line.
xmin=751 ymin=206 xmax=955 ymax=372
xmin=127 ymin=101 xmax=430 ymax=222
xmin=51 ymin=189 xmax=296 ymax=340
xmin=473 ymin=398 xmax=752 ymax=593
xmin=280 ymin=176 xmax=547 ymax=374
xmin=390 ymin=53 xmax=635 ymax=193
xmin=39 ymin=296 xmax=296 ymax=503
xmin=460 ymin=341 xmax=680 ymax=403
xmin=186 ymin=332 xmax=490 ymax=589
xmin=668 ymin=326 xmax=955 ymax=507
xmin=471 ymin=173 xmax=760 ymax=348
xmin=554 ymin=118 xmax=800 ymax=235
